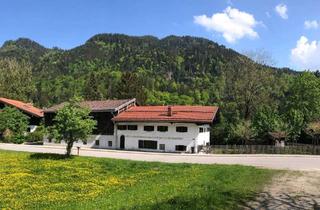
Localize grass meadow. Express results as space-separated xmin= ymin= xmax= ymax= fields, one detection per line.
xmin=0 ymin=150 xmax=276 ymax=209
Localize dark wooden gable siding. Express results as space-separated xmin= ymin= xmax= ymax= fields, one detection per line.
xmin=44 ymin=111 xmax=114 ymax=135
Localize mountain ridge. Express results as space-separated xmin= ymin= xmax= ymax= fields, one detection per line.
xmin=0 ymin=33 xmax=295 ymax=73
xmin=0 ymin=33 xmax=300 ymax=107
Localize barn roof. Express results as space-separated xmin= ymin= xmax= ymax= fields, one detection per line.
xmin=0 ymin=97 xmax=43 ymax=117
xmin=112 ymin=105 xmax=219 ymax=123
xmin=44 ymin=98 xmax=136 ymax=113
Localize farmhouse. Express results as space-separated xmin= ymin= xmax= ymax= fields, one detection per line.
xmin=43 ymin=99 xmax=136 ymax=147
xmin=112 ymin=105 xmax=218 ymax=153
xmin=43 ymin=99 xmax=218 ymax=153
xmin=0 ymin=97 xmax=43 ymax=132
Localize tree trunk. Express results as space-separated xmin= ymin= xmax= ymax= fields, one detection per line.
xmin=66 ymin=141 xmax=74 ymax=157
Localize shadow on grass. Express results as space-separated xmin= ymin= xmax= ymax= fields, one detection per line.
xmin=127 ymin=193 xmax=320 ymax=210
xmin=127 ymin=193 xmax=252 ymax=210
xmin=29 ymin=153 xmax=72 ymax=160
xmin=128 ymin=196 xmax=214 ymax=210
xmin=242 ymin=192 xmax=320 ymax=210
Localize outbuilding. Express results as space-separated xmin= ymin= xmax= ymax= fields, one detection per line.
xmin=0 ymin=97 xmax=43 ymax=132
xmin=43 ymin=98 xmax=136 ymax=147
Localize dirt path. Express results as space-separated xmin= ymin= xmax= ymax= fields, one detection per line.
xmin=245 ymin=171 xmax=320 ymax=210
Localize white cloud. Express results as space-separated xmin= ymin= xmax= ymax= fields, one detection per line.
xmin=275 ymin=4 xmax=288 ymax=19
xmin=291 ymin=36 xmax=320 ymax=70
xmin=304 ymin=20 xmax=319 ymax=29
xmin=194 ymin=7 xmax=259 ymax=43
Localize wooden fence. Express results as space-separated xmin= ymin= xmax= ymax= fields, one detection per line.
xmin=208 ymin=144 xmax=320 ymax=155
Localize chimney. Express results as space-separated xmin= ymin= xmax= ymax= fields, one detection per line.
xmin=168 ymin=106 xmax=173 ymax=117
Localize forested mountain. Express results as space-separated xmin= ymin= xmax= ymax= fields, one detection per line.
xmin=0 ymin=34 xmax=294 ymax=106
xmin=0 ymin=38 xmax=50 ymax=63
xmin=0 ymin=33 xmax=319 ymax=144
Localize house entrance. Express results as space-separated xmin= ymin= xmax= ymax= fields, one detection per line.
xmin=120 ymin=135 xmax=125 ymax=149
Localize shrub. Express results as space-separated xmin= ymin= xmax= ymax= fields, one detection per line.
xmin=11 ymin=134 xmax=26 ymax=144
xmin=26 ymin=130 xmax=44 ymax=143
xmin=2 ymin=129 xmax=13 ymax=143
xmin=0 ymin=107 xmax=29 ymax=135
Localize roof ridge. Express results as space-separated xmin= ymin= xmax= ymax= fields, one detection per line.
xmin=113 ymin=105 xmax=219 ymax=123
xmin=0 ymin=97 xmax=43 ymax=117
xmin=44 ymin=98 xmax=136 ymax=113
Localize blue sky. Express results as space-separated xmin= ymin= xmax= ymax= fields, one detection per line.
xmin=0 ymin=0 xmax=319 ymax=70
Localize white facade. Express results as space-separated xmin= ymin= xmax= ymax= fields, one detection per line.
xmin=114 ymin=122 xmax=211 ymax=153
xmin=28 ymin=125 xmax=38 ymax=133
xmin=44 ymin=135 xmax=116 ymax=149
xmin=44 ymin=123 xmax=210 ymax=153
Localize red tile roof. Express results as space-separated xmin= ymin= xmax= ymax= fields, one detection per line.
xmin=0 ymin=97 xmax=43 ymax=117
xmin=44 ymin=99 xmax=136 ymax=113
xmin=112 ymin=105 xmax=219 ymax=123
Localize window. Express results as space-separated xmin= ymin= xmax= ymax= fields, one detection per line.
xmin=138 ymin=140 xmax=157 ymax=149
xmin=144 ymin=126 xmax=154 ymax=132
xmin=159 ymin=144 xmax=165 ymax=150
xmin=95 ymin=140 xmax=100 ymax=146
xmin=117 ymin=125 xmax=127 ymax=130
xmin=175 ymin=145 xmax=187 ymax=151
xmin=108 ymin=141 xmax=112 ymax=147
xmin=83 ymin=141 xmax=87 ymax=145
xmin=157 ymin=126 xmax=168 ymax=132
xmin=199 ymin=127 xmax=204 ymax=133
xmin=176 ymin=126 xmax=188 ymax=133
xmin=128 ymin=125 xmax=138 ymax=130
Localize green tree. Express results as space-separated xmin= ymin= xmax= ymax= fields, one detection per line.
xmin=231 ymin=120 xmax=255 ymax=145
xmin=50 ymin=98 xmax=96 ymax=156
xmin=0 ymin=107 xmax=29 ymax=143
xmin=285 ymin=72 xmax=320 ymax=123
xmin=211 ymin=102 xmax=241 ymax=144
xmin=223 ymin=61 xmax=275 ymax=120
xmin=117 ymin=72 xmax=146 ymax=104
xmin=252 ymin=106 xmax=282 ymax=138
xmin=83 ymin=72 xmax=102 ymax=100
xmin=285 ymin=109 xmax=305 ymax=142
xmin=0 ymin=58 xmax=35 ymax=101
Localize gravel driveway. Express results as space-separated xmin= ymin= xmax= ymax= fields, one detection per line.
xmin=1 ymin=143 xmax=320 ymax=171
xmin=244 ymin=171 xmax=320 ymax=210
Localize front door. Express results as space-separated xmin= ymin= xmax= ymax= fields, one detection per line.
xmin=120 ymin=135 xmax=125 ymax=149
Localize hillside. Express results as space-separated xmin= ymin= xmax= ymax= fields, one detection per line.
xmin=0 ymin=34 xmax=298 ymax=101
xmin=0 ymin=34 xmax=297 ymax=107
xmin=0 ymin=38 xmax=50 ymax=63
xmin=1 ymin=33 xmax=320 ymax=144
xmin=0 ymin=34 xmax=296 ymax=104
xmin=0 ymin=34 xmax=293 ymax=76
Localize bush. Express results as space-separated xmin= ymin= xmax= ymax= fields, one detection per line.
xmin=11 ymin=134 xmax=26 ymax=144
xmin=0 ymin=129 xmax=26 ymax=144
xmin=1 ymin=129 xmax=13 ymax=143
xmin=0 ymin=107 xmax=29 ymax=135
xmin=26 ymin=130 xmax=44 ymax=143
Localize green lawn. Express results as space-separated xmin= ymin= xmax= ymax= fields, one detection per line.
xmin=0 ymin=150 xmax=276 ymax=210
